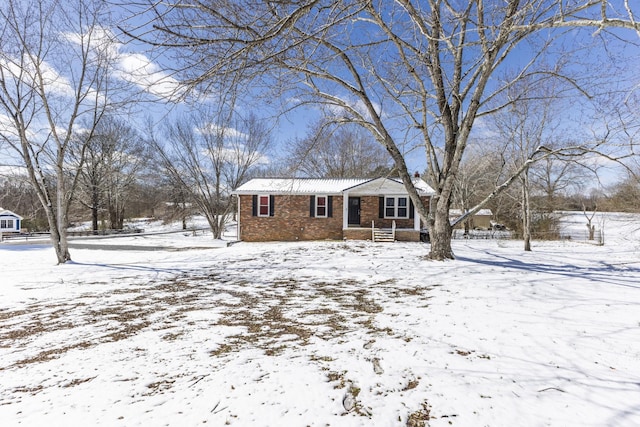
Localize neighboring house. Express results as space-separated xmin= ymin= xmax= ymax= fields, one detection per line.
xmin=232 ymin=177 xmax=435 ymax=242
xmin=450 ymin=208 xmax=493 ymax=230
xmin=0 ymin=208 xmax=23 ymax=235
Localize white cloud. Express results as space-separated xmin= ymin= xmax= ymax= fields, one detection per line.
xmin=62 ymin=26 xmax=186 ymax=101
xmin=195 ymin=123 xmax=247 ymax=140
xmin=0 ymin=55 xmax=75 ymax=99
xmin=0 ymin=114 xmax=18 ymax=139
xmin=61 ymin=27 xmax=120 ymax=60
xmin=0 ymin=113 xmax=41 ymax=143
xmin=114 ymin=52 xmax=185 ymax=100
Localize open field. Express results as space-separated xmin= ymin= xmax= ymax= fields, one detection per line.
xmin=1 ymin=212 xmax=639 ymax=426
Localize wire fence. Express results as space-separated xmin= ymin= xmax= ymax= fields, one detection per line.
xmin=451 ymin=228 xmax=604 ymax=245
xmin=552 ymin=229 xmax=604 ymax=245
xmin=451 ymin=229 xmax=513 ymax=240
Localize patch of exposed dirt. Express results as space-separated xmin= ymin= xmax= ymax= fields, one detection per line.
xmin=0 ymin=251 xmax=440 ymax=420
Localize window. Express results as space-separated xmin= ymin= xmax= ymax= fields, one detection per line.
xmin=1 ymin=219 xmax=13 ymax=229
xmin=398 ymin=197 xmax=408 ymax=218
xmin=310 ymin=195 xmax=332 ymax=218
xmin=384 ymin=196 xmax=409 ymax=219
xmin=316 ymin=196 xmax=327 ymax=217
xmin=385 ymin=197 xmax=395 ymax=217
xmin=258 ymin=195 xmax=270 ymax=217
xmin=252 ymin=195 xmax=274 ymax=217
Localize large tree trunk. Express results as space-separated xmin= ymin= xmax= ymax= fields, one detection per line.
xmin=19 ymin=143 xmax=71 ymax=264
xmin=54 ymin=225 xmax=71 ymax=264
xmin=44 ymin=207 xmax=71 ymax=264
xmin=207 ymin=215 xmax=223 ymax=240
xmin=430 ymin=218 xmax=454 ymax=260
xmin=428 ymin=195 xmax=454 ymax=260
xmin=56 ymin=167 xmax=72 ymax=263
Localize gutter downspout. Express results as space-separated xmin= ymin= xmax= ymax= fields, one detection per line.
xmin=236 ymin=195 xmax=241 ymax=241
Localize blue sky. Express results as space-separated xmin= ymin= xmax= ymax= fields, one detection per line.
xmin=105 ymin=1 xmax=640 ymax=182
xmin=2 ymin=1 xmax=639 ymax=187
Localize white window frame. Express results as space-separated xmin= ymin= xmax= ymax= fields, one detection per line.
xmin=257 ymin=195 xmax=271 ymax=217
xmin=0 ymin=219 xmax=13 ymax=229
xmin=384 ymin=196 xmax=409 ymax=219
xmin=315 ymin=195 xmax=328 ymax=218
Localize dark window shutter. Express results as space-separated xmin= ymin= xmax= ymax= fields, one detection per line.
xmin=379 ymin=197 xmax=384 ymax=218
xmin=327 ymin=196 xmax=333 ymax=217
xmin=252 ymin=195 xmax=257 ymax=216
xmin=309 ymin=195 xmax=315 ymax=217
xmin=409 ymin=199 xmax=415 ymax=219
xmin=269 ymin=195 xmax=275 ymax=217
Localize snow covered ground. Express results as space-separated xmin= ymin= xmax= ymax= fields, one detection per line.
xmin=1 ymin=212 xmax=639 ymax=426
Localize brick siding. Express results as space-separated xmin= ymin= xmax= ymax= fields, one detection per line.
xmin=239 ymin=194 xmax=430 ymax=242
xmin=239 ymin=194 xmax=344 ymax=242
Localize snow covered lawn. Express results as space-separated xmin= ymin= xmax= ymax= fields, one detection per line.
xmin=1 ymin=213 xmax=639 ymax=426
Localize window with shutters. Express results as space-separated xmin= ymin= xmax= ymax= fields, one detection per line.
xmin=258 ymin=195 xmax=270 ymax=217
xmin=310 ymin=195 xmax=332 ymax=218
xmin=384 ymin=196 xmax=409 ymax=219
xmin=315 ymin=195 xmax=327 ymax=217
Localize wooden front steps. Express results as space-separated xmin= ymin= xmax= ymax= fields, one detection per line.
xmin=371 ymin=221 xmax=396 ymax=242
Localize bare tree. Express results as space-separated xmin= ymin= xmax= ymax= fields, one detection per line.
xmin=287 ymin=120 xmax=393 ymax=178
xmin=490 ymin=66 xmax=607 ymax=249
xmin=0 ymin=0 xmax=129 ymax=263
xmin=492 ymin=76 xmax=568 ymax=251
xmin=531 ymin=153 xmax=589 ymax=214
xmin=152 ymin=108 xmax=272 ymax=239
xmin=450 ymin=145 xmax=505 ymax=235
xmin=75 ymin=116 xmax=149 ymax=232
xmin=128 ymin=1 xmax=640 ymax=259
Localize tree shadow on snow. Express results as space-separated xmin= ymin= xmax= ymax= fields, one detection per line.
xmin=456 ymin=250 xmax=640 ymax=290
xmin=0 ymin=244 xmax=52 ymax=251
xmin=67 ymin=260 xmax=194 ymax=276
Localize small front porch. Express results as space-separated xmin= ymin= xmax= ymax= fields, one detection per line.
xmin=342 ymin=185 xmax=424 ymax=242
xmin=343 ymin=221 xmax=421 ymax=242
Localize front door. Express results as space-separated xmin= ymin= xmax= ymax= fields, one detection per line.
xmin=348 ymin=197 xmax=361 ymax=226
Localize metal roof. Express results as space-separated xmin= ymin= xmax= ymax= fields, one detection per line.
xmin=233 ymin=178 xmax=370 ymax=194
xmin=233 ymin=177 xmax=436 ymax=195
xmin=449 ymin=209 xmax=493 ymax=216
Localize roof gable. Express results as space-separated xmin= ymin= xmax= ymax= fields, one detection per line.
xmin=345 ymin=177 xmax=406 ymax=195
xmin=0 ymin=209 xmax=23 ymax=220
xmin=346 ymin=177 xmax=435 ymax=196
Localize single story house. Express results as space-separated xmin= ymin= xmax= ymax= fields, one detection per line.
xmin=450 ymin=208 xmax=493 ymax=230
xmin=232 ymin=177 xmax=435 ymax=242
xmin=0 ymin=208 xmax=23 ymax=234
